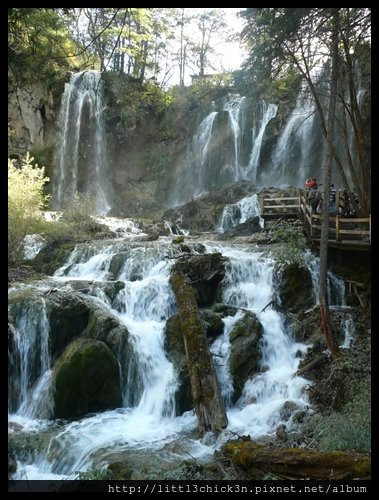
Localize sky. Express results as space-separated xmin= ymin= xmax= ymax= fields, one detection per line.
xmin=210 ymin=8 xmax=247 ymax=72
xmin=171 ymin=7 xmax=248 ymax=86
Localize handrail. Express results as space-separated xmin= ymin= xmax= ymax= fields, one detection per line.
xmin=260 ymin=194 xmax=371 ymax=246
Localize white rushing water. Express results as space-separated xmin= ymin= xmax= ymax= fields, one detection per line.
xmin=53 ymin=71 xmax=111 ymax=214
xmin=247 ymin=101 xmax=278 ymax=183
xmin=217 ymin=193 xmax=264 ymax=232
xmin=9 ymin=238 xmax=321 ymax=480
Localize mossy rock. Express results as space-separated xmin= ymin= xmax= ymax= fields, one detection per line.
xmin=200 ymin=310 xmax=224 ymax=339
xmin=172 ymin=236 xmax=185 ymax=244
xmin=47 ymin=291 xmax=92 ymax=360
xmin=30 ymin=241 xmax=75 ymax=276
xmin=229 ymin=311 xmax=263 ymax=403
xmin=212 ymin=303 xmax=239 ymax=317
xmin=108 ymin=252 xmax=128 ymax=279
xmin=52 ymin=338 xmax=122 ymax=419
xmin=277 ymin=263 xmax=313 ymax=313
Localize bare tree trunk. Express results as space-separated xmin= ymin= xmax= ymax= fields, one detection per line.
xmin=179 ymin=8 xmax=185 ymax=86
xmin=170 ymin=268 xmax=228 ymax=436
xmin=319 ymin=9 xmax=340 ymax=358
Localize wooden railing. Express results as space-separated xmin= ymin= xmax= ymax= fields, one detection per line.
xmin=259 ymin=194 xmax=371 ymax=247
xmin=299 ymin=195 xmax=371 ymax=245
xmin=259 ymin=195 xmax=300 ymax=217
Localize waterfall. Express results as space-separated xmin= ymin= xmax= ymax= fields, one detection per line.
xmin=168 ymin=96 xmax=248 ymax=207
xmin=168 ymin=111 xmax=217 ymax=207
xmin=8 ymin=295 xmax=52 ymax=419
xmin=53 ymin=71 xmax=111 ymax=215
xmin=265 ymin=84 xmax=318 ymax=187
xmin=224 ymin=95 xmax=245 ymax=180
xmin=217 ymin=193 xmax=264 ymax=232
xmin=304 ymin=250 xmax=346 ymax=307
xmin=211 ymin=311 xmax=243 ymax=408
xmin=9 ymin=239 xmax=313 ymax=479
xmin=247 ymin=101 xmax=278 ymax=183
xmin=340 ymin=314 xmax=355 ymax=349
xmin=212 ymin=246 xmax=310 ymax=438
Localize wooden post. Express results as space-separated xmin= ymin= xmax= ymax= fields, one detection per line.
xmin=259 ymin=194 xmax=264 ymax=216
xmin=170 ymin=269 xmax=228 ymax=436
xmin=335 ymin=215 xmax=340 ymax=242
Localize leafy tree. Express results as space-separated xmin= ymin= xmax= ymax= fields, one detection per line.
xmin=176 ymin=8 xmax=193 ymax=86
xmin=240 ymin=8 xmax=371 ymax=357
xmin=8 ymin=153 xmax=50 ymax=264
xmin=239 ymin=7 xmax=371 ymax=215
xmin=8 ymin=8 xmax=80 ymax=84
xmin=192 ymin=9 xmax=227 ymax=77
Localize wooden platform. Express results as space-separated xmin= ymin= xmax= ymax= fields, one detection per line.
xmin=259 ymin=194 xmax=371 ymax=251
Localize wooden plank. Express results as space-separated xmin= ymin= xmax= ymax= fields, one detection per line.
xmin=263 ymin=204 xmax=300 ymax=209
xmin=263 ymin=197 xmax=300 ymax=201
xmin=339 ymin=229 xmax=370 ymax=235
xmin=339 ymin=217 xmax=370 ymax=223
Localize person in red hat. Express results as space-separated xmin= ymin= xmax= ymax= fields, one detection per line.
xmin=305 ymin=178 xmax=321 ymax=213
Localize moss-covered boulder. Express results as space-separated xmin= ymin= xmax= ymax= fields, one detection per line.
xmin=229 ymin=311 xmax=263 ymax=403
xmin=64 ymin=279 xmax=125 ymax=304
xmin=47 ymin=291 xmax=92 ymax=360
xmin=200 ymin=310 xmax=224 ymax=340
xmin=276 ymin=263 xmax=313 ymax=313
xmin=212 ymin=303 xmax=239 ymax=317
xmin=52 ymin=338 xmax=122 ymax=419
xmin=173 ymin=253 xmax=226 ymax=307
xmin=108 ymin=252 xmax=127 ymax=279
xmin=30 ymin=241 xmax=75 ymax=276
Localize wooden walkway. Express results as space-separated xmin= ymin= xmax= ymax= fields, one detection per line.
xmin=259 ymin=194 xmax=371 ymax=251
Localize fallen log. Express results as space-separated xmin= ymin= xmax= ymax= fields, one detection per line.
xmin=170 ymin=268 xmax=228 ymax=436
xmin=292 ymin=354 xmax=325 ymax=379
xmin=225 ymin=441 xmax=371 ymax=480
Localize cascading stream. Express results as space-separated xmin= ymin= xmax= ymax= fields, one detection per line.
xmin=217 ymin=193 xmax=264 ymax=232
xmin=9 ymin=236 xmax=348 ymax=480
xmin=207 ymin=245 xmax=310 ymax=438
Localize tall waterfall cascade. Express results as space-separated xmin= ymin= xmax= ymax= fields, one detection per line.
xmin=53 ymin=71 xmax=111 ymax=215
xmin=247 ymin=101 xmax=278 ymax=183
xmin=263 ymin=84 xmax=318 ymax=188
xmin=168 ymin=96 xmax=278 ymax=207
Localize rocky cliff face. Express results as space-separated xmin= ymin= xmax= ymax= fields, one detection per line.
xmin=8 ymin=71 xmax=61 ymax=158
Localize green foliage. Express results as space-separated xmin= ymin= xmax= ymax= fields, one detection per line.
xmin=60 ymin=193 xmax=95 ymax=224
xmin=142 ymin=144 xmax=171 ymax=181
xmin=74 ymin=467 xmax=112 ymax=480
xmin=305 ymin=386 xmax=371 ymax=452
xmin=8 ymin=153 xmax=50 ymax=264
xmin=28 ymin=145 xmax=55 ymax=190
xmin=267 ymin=219 xmax=307 ymax=266
xmin=8 ymin=8 xmax=80 ymax=85
xmin=104 ymin=72 xmax=172 ymax=135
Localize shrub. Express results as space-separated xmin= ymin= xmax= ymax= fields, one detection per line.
xmin=8 ymin=153 xmax=50 ymax=264
xmin=303 ymin=382 xmax=371 ymax=453
xmin=268 ymin=219 xmax=307 ymax=266
xmin=74 ymin=467 xmax=112 ymax=480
